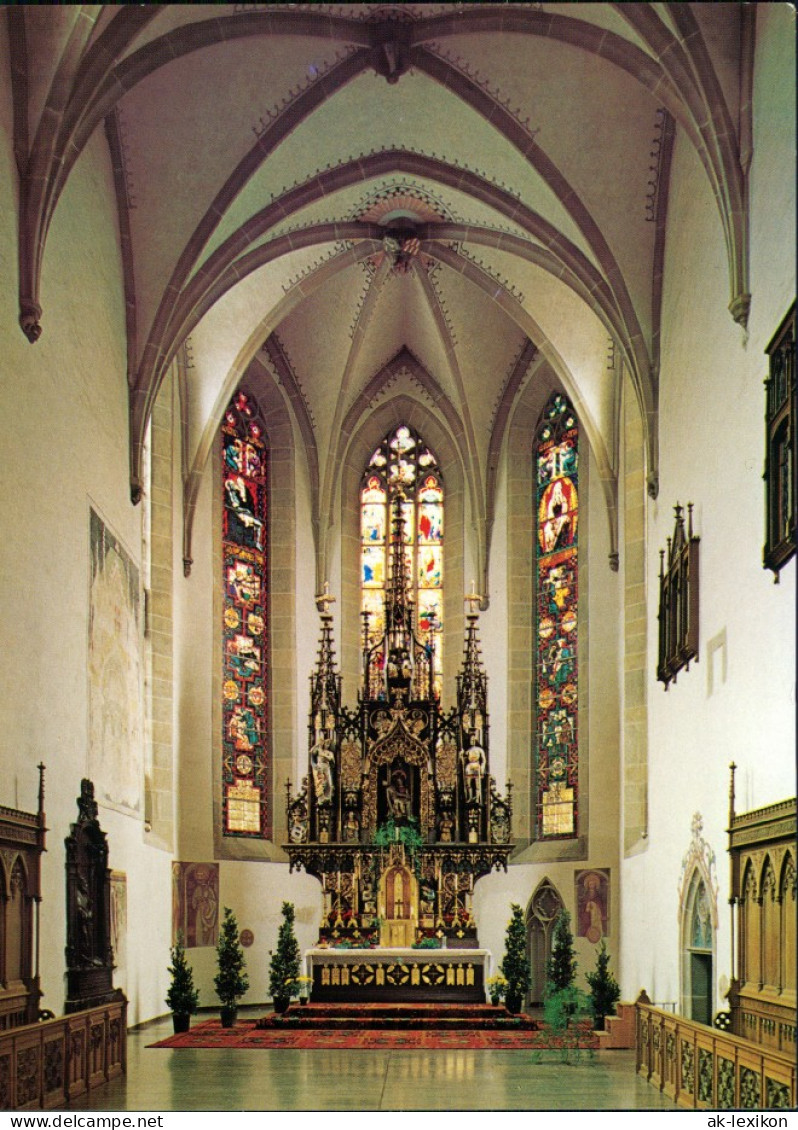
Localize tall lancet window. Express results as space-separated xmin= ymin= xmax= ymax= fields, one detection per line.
xmin=221 ymin=391 xmax=270 ymax=838
xmin=534 ymin=393 xmax=579 ymax=839
xmin=361 ymin=425 xmax=444 ymax=697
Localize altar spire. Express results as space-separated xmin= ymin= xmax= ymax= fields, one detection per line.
xmin=284 ymin=496 xmax=513 ymax=953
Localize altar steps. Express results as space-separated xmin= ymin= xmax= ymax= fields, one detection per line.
xmin=257 ymin=1003 xmax=540 ymax=1031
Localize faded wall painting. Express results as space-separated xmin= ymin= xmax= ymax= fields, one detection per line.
xmin=575 ymin=867 xmax=610 ymax=943
xmin=172 ymin=862 xmax=219 ymax=948
xmin=88 ymin=508 xmax=143 ymax=813
xmin=110 ymin=870 xmax=127 ymax=983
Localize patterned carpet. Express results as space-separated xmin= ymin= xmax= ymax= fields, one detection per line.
xmin=150 ymin=1017 xmax=599 ymax=1051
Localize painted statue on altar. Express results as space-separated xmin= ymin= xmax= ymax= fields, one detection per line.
xmin=310 ymin=738 xmax=335 ymax=804
xmin=463 ymin=740 xmax=486 ymax=801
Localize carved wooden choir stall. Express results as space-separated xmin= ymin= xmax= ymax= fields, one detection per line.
xmin=727 ymin=765 xmax=796 ymax=1055
xmin=0 ymin=765 xmax=46 ymax=1031
xmin=0 ymin=775 xmax=126 ymax=1112
xmin=284 ymin=491 xmax=513 ymax=1001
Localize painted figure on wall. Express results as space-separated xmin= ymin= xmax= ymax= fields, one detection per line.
xmin=110 ymin=871 xmax=126 ymax=978
xmin=576 ymin=869 xmax=610 ymax=943
xmin=172 ymin=861 xmax=220 ymax=948
xmin=88 ymin=509 xmax=143 ymax=814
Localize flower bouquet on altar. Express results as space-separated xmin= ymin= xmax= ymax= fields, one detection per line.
xmin=487 ymin=972 xmax=508 ymax=1007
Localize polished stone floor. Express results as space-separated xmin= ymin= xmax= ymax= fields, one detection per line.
xmin=69 ymin=1008 xmax=678 ymax=1113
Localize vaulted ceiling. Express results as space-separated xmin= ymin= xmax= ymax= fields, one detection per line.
xmin=8 ymin=4 xmax=752 ymax=587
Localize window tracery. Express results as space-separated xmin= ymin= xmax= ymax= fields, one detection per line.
xmin=360 ymin=425 xmax=444 ymax=698
xmin=221 ymin=391 xmax=270 ymax=838
xmin=534 ymin=393 xmax=579 ymax=839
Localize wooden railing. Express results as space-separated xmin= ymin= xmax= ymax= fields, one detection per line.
xmin=636 ymin=993 xmax=796 ymax=1110
xmin=0 ymin=999 xmax=126 ymax=1110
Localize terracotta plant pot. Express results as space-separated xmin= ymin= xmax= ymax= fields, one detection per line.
xmin=220 ymin=1005 xmax=238 ymax=1028
xmin=172 ymin=1013 xmax=191 ymax=1034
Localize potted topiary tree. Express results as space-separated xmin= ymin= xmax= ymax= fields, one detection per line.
xmin=547 ymin=908 xmax=577 ymax=993
xmin=586 ymin=939 xmax=621 ymax=1030
xmin=500 ymin=903 xmax=531 ymax=1014
xmin=166 ymin=933 xmax=199 ymax=1033
xmin=214 ymin=906 xmax=249 ymax=1027
xmin=545 ymin=908 xmax=578 ymax=1025
xmin=269 ymin=901 xmax=302 ymax=1013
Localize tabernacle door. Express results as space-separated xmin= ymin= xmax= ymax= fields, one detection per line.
xmin=379 ymin=864 xmax=418 ymax=947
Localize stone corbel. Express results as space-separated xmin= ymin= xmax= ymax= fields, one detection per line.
xmin=729 ymin=293 xmax=751 ymax=330
xmin=19 ymin=300 xmax=42 ymax=343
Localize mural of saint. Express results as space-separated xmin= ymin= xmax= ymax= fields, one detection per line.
xmin=576 ymin=869 xmax=610 ymax=943
xmin=88 ymin=511 xmax=143 ymax=814
xmin=172 ymin=862 xmax=220 ymax=948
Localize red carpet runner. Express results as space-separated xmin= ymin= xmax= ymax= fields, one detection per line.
xmin=150 ymin=1004 xmax=599 ymax=1051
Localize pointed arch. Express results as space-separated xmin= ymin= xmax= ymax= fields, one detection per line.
xmin=339 ymin=391 xmax=465 ymax=704
xmin=525 ymin=878 xmax=565 ymax=1005
xmin=359 ymin=423 xmax=445 ymax=699
xmin=779 ymin=852 xmax=796 ymax=996
xmin=212 ymin=368 xmax=298 ymax=859
xmin=740 ymin=858 xmax=759 ymax=990
xmin=534 ymin=393 xmax=580 ymax=842
xmin=759 ymin=854 xmax=779 ymax=989
xmin=220 ymin=390 xmax=270 ymax=841
xmin=680 ymin=866 xmax=716 ymax=1025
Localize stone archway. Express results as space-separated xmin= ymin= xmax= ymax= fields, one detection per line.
xmin=526 ymin=879 xmax=565 ymax=1006
xmin=678 ymin=813 xmax=719 ymax=1024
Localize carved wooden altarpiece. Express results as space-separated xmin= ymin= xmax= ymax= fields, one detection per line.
xmin=0 ymin=765 xmax=46 ymax=1029
xmin=285 ymin=491 xmax=513 ymax=956
xmin=64 ymin=780 xmax=125 ymax=1013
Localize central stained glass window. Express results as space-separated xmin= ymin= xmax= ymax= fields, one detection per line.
xmin=361 ymin=425 xmax=443 ymax=697
xmin=535 ymin=393 xmax=579 ymax=839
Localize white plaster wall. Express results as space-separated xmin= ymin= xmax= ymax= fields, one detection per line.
xmin=620 ymin=7 xmax=796 ymax=1012
xmin=0 ymin=103 xmax=173 ymax=1023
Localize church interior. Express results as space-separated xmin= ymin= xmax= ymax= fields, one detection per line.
xmin=0 ymin=2 xmax=795 ymax=1113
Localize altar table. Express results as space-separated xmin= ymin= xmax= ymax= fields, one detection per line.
xmin=305 ymin=947 xmax=493 ymax=1003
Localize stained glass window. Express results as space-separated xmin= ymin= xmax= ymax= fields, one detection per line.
xmin=535 ymin=393 xmax=579 ymax=839
xmin=221 ymin=391 xmax=269 ymax=838
xmin=361 ymin=425 xmax=444 ymax=696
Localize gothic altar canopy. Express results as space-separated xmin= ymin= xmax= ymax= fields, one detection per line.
xmin=285 ymin=491 xmax=513 ymax=949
